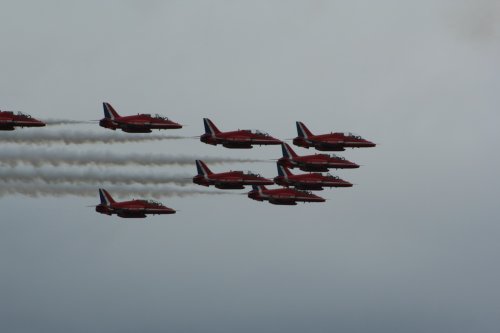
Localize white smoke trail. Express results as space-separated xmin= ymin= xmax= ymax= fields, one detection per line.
xmin=0 ymin=181 xmax=227 ymax=199
xmin=0 ymin=167 xmax=193 ymax=186
xmin=0 ymin=130 xmax=185 ymax=145
xmin=0 ymin=147 xmax=262 ymax=167
xmin=43 ymin=119 xmax=91 ymax=126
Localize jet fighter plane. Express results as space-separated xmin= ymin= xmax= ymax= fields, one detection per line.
xmin=99 ymin=102 xmax=182 ymax=133
xmin=248 ymin=185 xmax=325 ymax=205
xmin=278 ymin=143 xmax=359 ymax=172
xmin=193 ymin=160 xmax=274 ymax=189
xmin=293 ymin=121 xmax=375 ymax=151
xmin=200 ymin=118 xmax=282 ymax=148
xmin=0 ymin=110 xmax=46 ymax=130
xmin=274 ymin=164 xmax=352 ymax=191
xmin=95 ymin=188 xmax=176 ymax=218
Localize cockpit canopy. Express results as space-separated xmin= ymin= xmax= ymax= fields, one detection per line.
xmin=254 ymin=129 xmax=270 ymax=136
xmin=325 ymin=173 xmax=339 ymax=179
xmin=298 ymin=189 xmax=313 ymax=194
xmin=242 ymin=129 xmax=270 ymax=136
xmin=329 ymin=154 xmax=344 ymax=160
xmin=16 ymin=112 xmax=31 ymax=118
xmin=145 ymin=199 xmax=164 ymax=206
xmin=245 ymin=171 xmax=261 ymax=177
xmin=346 ymin=132 xmax=363 ymax=139
xmin=1 ymin=111 xmax=31 ymax=117
xmin=153 ymin=114 xmax=169 ymax=120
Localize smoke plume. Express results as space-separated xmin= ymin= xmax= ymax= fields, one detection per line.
xmin=43 ymin=119 xmax=92 ymax=126
xmin=0 ymin=167 xmax=193 ymax=186
xmin=0 ymin=181 xmax=228 ymax=199
xmin=0 ymin=130 xmax=185 ymax=145
xmin=0 ymin=147 xmax=262 ymax=167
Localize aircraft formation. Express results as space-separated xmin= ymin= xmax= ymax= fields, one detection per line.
xmin=1 ymin=103 xmax=376 ymax=217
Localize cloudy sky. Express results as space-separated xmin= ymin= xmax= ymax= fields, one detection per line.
xmin=1 ymin=1 xmax=499 ymax=332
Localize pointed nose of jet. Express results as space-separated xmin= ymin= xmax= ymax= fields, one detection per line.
xmin=171 ymin=122 xmax=183 ymax=129
xmin=32 ymin=119 xmax=46 ymax=127
xmin=341 ymin=180 xmax=353 ymax=187
xmin=269 ymin=136 xmax=283 ymax=145
xmin=345 ymin=161 xmax=360 ymax=169
xmin=159 ymin=206 xmax=176 ymax=214
xmin=311 ymin=194 xmax=326 ymax=202
xmin=365 ymin=140 xmax=376 ymax=147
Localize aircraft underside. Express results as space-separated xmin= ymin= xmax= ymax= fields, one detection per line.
xmin=215 ymin=183 xmax=245 ymax=189
xmin=117 ymin=212 xmax=147 ymax=218
xmin=222 ymin=142 xmax=253 ymax=149
xmin=295 ymin=184 xmax=324 ymax=191
xmin=269 ymin=200 xmax=297 ymax=205
xmin=121 ymin=126 xmax=153 ymax=133
xmin=314 ymin=144 xmax=345 ymax=151
xmin=299 ymin=166 xmax=330 ymax=172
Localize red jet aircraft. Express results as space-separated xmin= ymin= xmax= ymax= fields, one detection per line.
xmin=278 ymin=143 xmax=359 ymax=172
xmin=274 ymin=164 xmax=352 ymax=191
xmin=95 ymin=188 xmax=176 ymax=218
xmin=193 ymin=160 xmax=273 ymax=189
xmin=0 ymin=110 xmax=46 ymax=131
xmin=99 ymin=102 xmax=182 ymax=133
xmin=200 ymin=118 xmax=282 ymax=148
xmin=293 ymin=121 xmax=375 ymax=151
xmin=248 ymin=185 xmax=325 ymax=205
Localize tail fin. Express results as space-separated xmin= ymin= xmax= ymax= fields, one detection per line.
xmin=99 ymin=188 xmax=116 ymax=205
xmin=296 ymin=121 xmax=314 ymax=138
xmin=203 ymin=118 xmax=221 ymax=136
xmin=103 ymin=102 xmax=120 ymax=120
xmin=277 ymin=164 xmax=293 ymax=177
xmin=281 ymin=143 xmax=298 ymax=158
xmin=195 ymin=160 xmax=213 ymax=176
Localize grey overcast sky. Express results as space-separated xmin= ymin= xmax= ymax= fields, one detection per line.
xmin=1 ymin=1 xmax=500 ymax=332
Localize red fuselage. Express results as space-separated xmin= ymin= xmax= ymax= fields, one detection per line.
xmin=278 ymin=153 xmax=359 ymax=172
xmin=274 ymin=172 xmax=352 ymax=191
xmin=100 ymin=114 xmax=182 ymax=133
xmin=200 ymin=130 xmax=282 ymax=149
xmin=0 ymin=111 xmax=46 ymax=131
xmin=248 ymin=187 xmax=325 ymax=205
xmin=293 ymin=133 xmax=375 ymax=151
xmin=96 ymin=199 xmax=176 ymax=218
xmin=193 ymin=171 xmax=274 ymax=189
